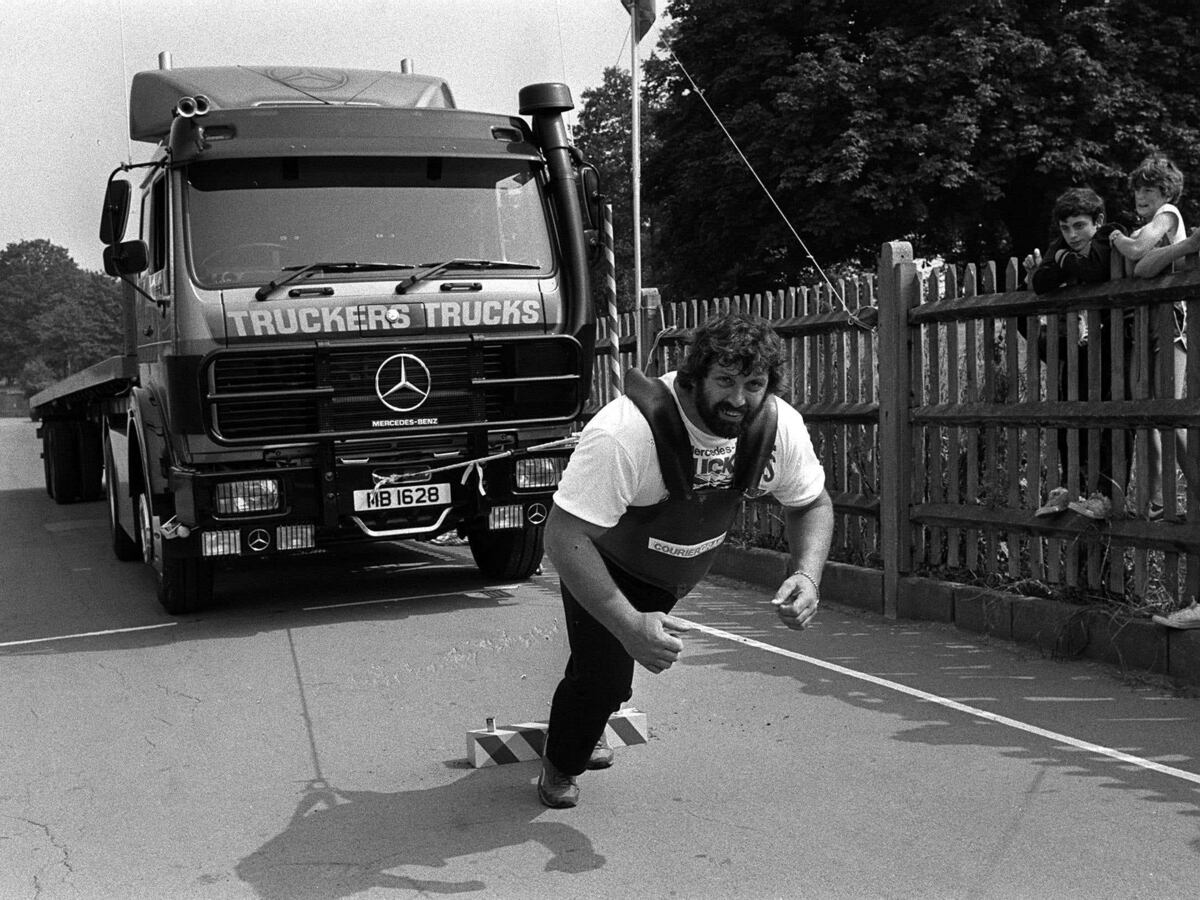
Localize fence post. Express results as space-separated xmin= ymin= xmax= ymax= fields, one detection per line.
xmin=877 ymin=241 xmax=919 ymax=618
xmin=639 ymin=287 xmax=664 ymax=373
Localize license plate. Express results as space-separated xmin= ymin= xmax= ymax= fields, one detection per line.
xmin=353 ymin=483 xmax=451 ymax=511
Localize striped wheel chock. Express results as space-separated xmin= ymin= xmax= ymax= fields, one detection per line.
xmin=466 ymin=708 xmax=648 ymax=768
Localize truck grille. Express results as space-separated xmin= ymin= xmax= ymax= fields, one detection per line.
xmin=204 ymin=337 xmax=583 ymax=443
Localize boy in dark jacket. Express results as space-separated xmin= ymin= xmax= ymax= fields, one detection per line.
xmin=1022 ymin=187 xmax=1130 ymax=504
xmin=1023 ymin=187 xmax=1121 ymax=294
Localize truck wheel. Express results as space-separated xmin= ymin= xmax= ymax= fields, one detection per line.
xmin=137 ymin=491 xmax=213 ymax=614
xmin=105 ymin=438 xmax=141 ymax=561
xmin=468 ymin=526 xmax=544 ymax=579
xmin=157 ymin=555 xmax=214 ymax=616
xmin=43 ymin=420 xmax=83 ymax=503
xmin=77 ymin=421 xmax=104 ymax=502
xmin=43 ymin=438 xmax=53 ymax=497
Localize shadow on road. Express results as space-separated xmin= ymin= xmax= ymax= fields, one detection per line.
xmin=235 ymin=768 xmax=603 ymax=899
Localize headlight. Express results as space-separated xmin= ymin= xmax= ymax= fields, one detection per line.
xmin=214 ymin=478 xmax=280 ymax=514
xmin=201 ymin=530 xmax=241 ymax=556
xmin=514 ymin=456 xmax=566 ymax=489
xmin=276 ymin=524 xmax=315 ymax=550
xmin=488 ymin=504 xmax=525 ymax=529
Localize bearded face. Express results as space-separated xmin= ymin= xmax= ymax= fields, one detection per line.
xmin=690 ymin=364 xmax=769 ymax=438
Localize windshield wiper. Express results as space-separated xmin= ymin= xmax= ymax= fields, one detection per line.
xmin=254 ymin=261 xmax=416 ymax=301
xmin=395 ymin=258 xmax=541 ymax=294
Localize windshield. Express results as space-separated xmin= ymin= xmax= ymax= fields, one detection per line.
xmin=185 ymin=156 xmax=554 ymax=288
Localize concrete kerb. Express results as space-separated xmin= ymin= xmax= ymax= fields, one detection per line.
xmin=710 ymin=546 xmax=1200 ymax=688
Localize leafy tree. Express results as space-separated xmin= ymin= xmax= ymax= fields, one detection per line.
xmin=0 ymin=240 xmax=79 ymax=382
xmin=18 ymin=357 xmax=59 ymax=397
xmin=632 ymin=0 xmax=1200 ymax=300
xmin=0 ymin=239 xmax=124 ymax=390
xmin=32 ymin=272 xmax=125 ymax=380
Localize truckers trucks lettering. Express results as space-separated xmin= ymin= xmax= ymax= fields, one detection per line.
xmin=224 ymin=298 xmax=543 ymax=337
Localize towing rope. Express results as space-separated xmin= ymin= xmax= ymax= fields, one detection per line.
xmin=665 ymin=48 xmax=876 ymax=333
xmin=369 ymin=435 xmax=580 ymax=498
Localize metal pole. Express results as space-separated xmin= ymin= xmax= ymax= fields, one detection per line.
xmin=630 ymin=4 xmax=643 ymax=370
xmin=603 ymin=202 xmax=622 ymax=398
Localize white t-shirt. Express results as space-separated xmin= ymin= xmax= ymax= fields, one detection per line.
xmin=1133 ymin=202 xmax=1188 ymax=343
xmin=1133 ymin=201 xmax=1186 ymax=246
xmin=555 ymin=372 xmax=827 ymax=529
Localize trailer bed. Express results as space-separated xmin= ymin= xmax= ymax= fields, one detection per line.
xmin=29 ymin=355 xmax=137 ymax=418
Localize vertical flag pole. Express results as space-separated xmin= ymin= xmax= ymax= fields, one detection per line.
xmin=630 ymin=2 xmax=643 ymax=371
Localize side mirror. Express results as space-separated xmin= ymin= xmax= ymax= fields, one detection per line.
xmin=578 ymin=165 xmax=602 ymax=231
xmin=100 ymin=179 xmax=132 ymax=246
xmin=103 ymin=240 xmax=149 ymax=277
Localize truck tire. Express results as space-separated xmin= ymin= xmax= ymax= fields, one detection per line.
xmin=43 ymin=420 xmax=82 ymax=503
xmin=468 ymin=525 xmax=544 ymax=579
xmin=77 ymin=421 xmax=104 ymax=502
xmin=42 ymin=421 xmax=54 ymax=497
xmin=137 ymin=490 xmax=213 ymax=614
xmin=43 ymin=420 xmax=103 ymax=503
xmin=157 ymin=555 xmax=214 ymax=616
xmin=105 ymin=437 xmax=141 ymax=562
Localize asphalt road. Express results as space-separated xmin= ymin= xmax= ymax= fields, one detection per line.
xmin=2 ymin=416 xmax=1199 ymax=900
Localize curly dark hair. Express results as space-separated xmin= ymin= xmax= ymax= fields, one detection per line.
xmin=675 ymin=312 xmax=786 ymax=395
xmin=1128 ymin=153 xmax=1184 ymax=204
xmin=1052 ymin=187 xmax=1105 ymax=224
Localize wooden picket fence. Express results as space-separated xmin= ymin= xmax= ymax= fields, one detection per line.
xmin=592 ymin=241 xmax=1200 ymax=615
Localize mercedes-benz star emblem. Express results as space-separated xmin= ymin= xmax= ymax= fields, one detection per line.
xmin=374 ymin=354 xmax=432 ymax=413
xmin=247 ymin=529 xmax=271 ymax=552
xmin=263 ymin=67 xmax=351 ymax=93
xmin=527 ymin=503 xmax=549 ymax=526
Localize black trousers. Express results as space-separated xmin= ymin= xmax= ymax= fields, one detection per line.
xmin=545 ymin=559 xmax=677 ymax=776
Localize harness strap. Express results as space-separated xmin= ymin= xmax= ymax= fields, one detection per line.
xmin=623 ymin=368 xmax=694 ymax=500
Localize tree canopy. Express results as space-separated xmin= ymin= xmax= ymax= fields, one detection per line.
xmin=579 ymin=0 xmax=1200 ymax=302
xmin=0 ymin=239 xmax=124 ymax=393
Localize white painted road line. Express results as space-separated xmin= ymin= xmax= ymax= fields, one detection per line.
xmin=0 ymin=622 xmax=177 ymax=648
xmin=305 ymin=590 xmax=477 ymax=611
xmin=683 ymin=619 xmax=1200 ymax=787
xmin=304 ymin=584 xmax=521 ymax=611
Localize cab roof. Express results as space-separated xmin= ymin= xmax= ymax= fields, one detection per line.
xmin=130 ymin=65 xmax=456 ymax=143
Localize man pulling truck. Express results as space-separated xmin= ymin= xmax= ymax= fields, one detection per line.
xmin=539 ymin=313 xmax=835 ymax=808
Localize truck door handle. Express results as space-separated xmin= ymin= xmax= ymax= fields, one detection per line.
xmin=439 ymin=282 xmax=482 ymax=292
xmin=288 ymin=286 xmax=335 ymax=297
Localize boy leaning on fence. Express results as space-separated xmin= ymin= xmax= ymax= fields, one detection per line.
xmin=1021 ymin=188 xmax=1130 ymax=510
xmin=1108 ymin=154 xmax=1194 ymax=529
xmin=1107 ymin=152 xmax=1200 ymax=629
xmin=1022 ymin=187 xmax=1122 ymax=295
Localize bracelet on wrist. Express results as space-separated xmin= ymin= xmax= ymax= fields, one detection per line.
xmin=792 ymin=569 xmax=820 ymax=602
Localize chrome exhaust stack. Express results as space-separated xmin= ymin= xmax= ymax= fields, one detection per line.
xmin=174 ymin=95 xmax=211 ymax=118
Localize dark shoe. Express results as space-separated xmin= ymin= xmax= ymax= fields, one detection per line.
xmin=586 ymin=736 xmax=614 ymax=770
xmin=1034 ymin=486 xmax=1071 ymax=517
xmin=537 ymin=757 xmax=579 ymax=808
xmin=1068 ymin=492 xmax=1112 ymax=520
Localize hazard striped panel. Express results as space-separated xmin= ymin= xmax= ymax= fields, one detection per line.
xmin=466 ymin=708 xmax=648 ymax=768
xmin=603 ymin=708 xmax=649 ymax=747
